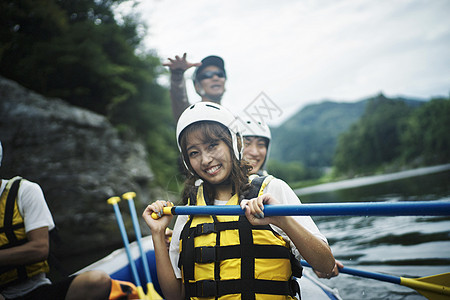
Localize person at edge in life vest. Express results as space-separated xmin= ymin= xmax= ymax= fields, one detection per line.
xmin=163 ymin=53 xmax=227 ymax=121
xmin=142 ymin=102 xmax=336 ymax=299
xmin=0 ymin=141 xmax=137 ymax=300
xmin=241 ymin=117 xmax=345 ymax=279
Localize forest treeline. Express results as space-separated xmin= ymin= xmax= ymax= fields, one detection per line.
xmin=1 ymin=1 xmax=449 ymax=189
xmin=0 ymin=0 xmax=180 ymax=189
xmin=333 ymin=96 xmax=450 ymax=176
xmin=268 ymin=95 xmax=450 ymax=184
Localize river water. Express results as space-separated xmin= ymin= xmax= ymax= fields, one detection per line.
xmin=300 ymin=169 xmax=450 ymax=299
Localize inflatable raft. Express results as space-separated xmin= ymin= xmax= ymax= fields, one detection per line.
xmin=77 ymin=236 xmax=342 ymax=299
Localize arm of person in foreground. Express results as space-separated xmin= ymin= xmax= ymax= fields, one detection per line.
xmin=241 ymin=194 xmax=336 ymax=274
xmin=314 ymin=259 xmax=344 ymax=279
xmin=163 ymin=53 xmax=201 ymax=121
xmin=0 ymin=227 xmax=49 ymax=266
xmin=143 ymin=200 xmax=184 ymax=300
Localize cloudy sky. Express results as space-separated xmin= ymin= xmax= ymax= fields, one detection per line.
xmin=117 ymin=0 xmax=450 ymax=125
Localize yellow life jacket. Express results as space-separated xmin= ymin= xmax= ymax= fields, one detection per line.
xmin=0 ymin=177 xmax=50 ymax=288
xmin=178 ymin=175 xmax=301 ymax=300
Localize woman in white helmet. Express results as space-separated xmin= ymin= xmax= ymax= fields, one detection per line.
xmin=142 ymin=102 xmax=335 ymax=300
xmin=241 ymin=120 xmax=345 ymax=280
xmin=241 ymin=119 xmax=271 ymax=176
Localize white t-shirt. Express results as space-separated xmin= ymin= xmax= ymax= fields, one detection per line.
xmin=168 ymin=178 xmax=328 ymax=278
xmin=0 ymin=178 xmax=55 ymax=298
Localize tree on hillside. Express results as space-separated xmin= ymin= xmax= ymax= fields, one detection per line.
xmin=266 ymin=160 xmax=321 ymax=184
xmin=401 ymin=97 xmax=450 ymax=165
xmin=270 ymin=101 xmax=367 ymax=168
xmin=0 ymin=0 xmax=179 ymax=189
xmin=333 ymin=95 xmax=414 ymax=175
xmin=0 ymin=0 xmax=146 ymax=116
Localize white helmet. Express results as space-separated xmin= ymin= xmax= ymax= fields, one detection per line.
xmin=176 ymin=102 xmax=242 ymax=170
xmin=241 ymin=119 xmax=271 ymax=141
xmin=240 ymin=118 xmax=272 ymax=173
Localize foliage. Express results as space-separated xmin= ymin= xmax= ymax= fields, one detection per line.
xmin=333 ymin=95 xmax=414 ymax=175
xmin=333 ymin=95 xmax=450 ymax=176
xmin=400 ymin=97 xmax=450 ymax=165
xmin=1 ymin=0 xmax=140 ymax=115
xmin=0 ymin=0 xmax=179 ymax=189
xmin=266 ymin=160 xmax=321 ymax=183
xmin=270 ymin=101 xmax=367 ymax=167
xmin=269 ymin=94 xmax=434 ymax=183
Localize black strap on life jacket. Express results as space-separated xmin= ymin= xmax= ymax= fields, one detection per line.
xmin=184 ymin=278 xmax=299 ymax=298
xmin=0 ymin=178 xmax=69 ymax=287
xmin=0 ymin=177 xmax=29 ymax=284
xmin=245 ymin=175 xmax=302 ymax=278
xmin=179 ymin=175 xmax=301 ymax=299
xmin=1 ymin=178 xmax=24 ymax=243
xmin=181 ymin=217 xmax=299 ymax=299
xmin=243 ymin=175 xmax=266 ymax=199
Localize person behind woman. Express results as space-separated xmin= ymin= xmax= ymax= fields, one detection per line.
xmin=142 ymin=102 xmax=336 ymax=299
xmin=163 ymin=54 xmax=227 ymax=121
xmin=242 ymin=118 xmax=272 ymax=176
xmin=241 ymin=119 xmax=344 ymax=279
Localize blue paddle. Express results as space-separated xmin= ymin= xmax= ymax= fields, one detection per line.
xmin=151 ymin=201 xmax=450 ymax=219
xmin=122 ymin=192 xmax=162 ymax=300
xmin=300 ymin=260 xmax=450 ymax=299
xmin=107 ymin=196 xmax=147 ymax=300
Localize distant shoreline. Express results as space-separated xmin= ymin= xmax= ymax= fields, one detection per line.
xmin=294 ymin=164 xmax=450 ymax=196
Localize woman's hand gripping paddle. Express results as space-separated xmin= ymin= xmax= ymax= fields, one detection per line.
xmin=151 ymin=205 xmax=174 ymax=220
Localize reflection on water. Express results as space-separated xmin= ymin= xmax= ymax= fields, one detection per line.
xmin=301 ymin=170 xmax=450 ymax=299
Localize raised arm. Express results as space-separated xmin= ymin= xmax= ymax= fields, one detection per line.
xmin=163 ymin=53 xmax=201 ymax=121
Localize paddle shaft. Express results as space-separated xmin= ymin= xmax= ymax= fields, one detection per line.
xmin=123 ymin=193 xmax=153 ymax=286
xmin=109 ymin=201 xmax=143 ymax=288
xmin=151 ymin=201 xmax=450 ymax=219
xmin=300 ymin=260 xmax=450 ymax=296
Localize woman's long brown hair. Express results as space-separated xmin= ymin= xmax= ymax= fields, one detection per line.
xmin=179 ymin=121 xmax=252 ymax=205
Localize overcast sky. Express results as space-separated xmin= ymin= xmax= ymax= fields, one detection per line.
xmin=117 ymin=0 xmax=450 ymax=125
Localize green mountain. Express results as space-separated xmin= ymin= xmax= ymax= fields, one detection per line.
xmin=270 ymin=94 xmax=425 ymax=168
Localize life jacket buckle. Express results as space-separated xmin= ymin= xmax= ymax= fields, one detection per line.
xmin=195 ymin=223 xmax=215 ymax=236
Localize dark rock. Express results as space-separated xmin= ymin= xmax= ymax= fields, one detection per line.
xmin=0 ymin=76 xmax=155 ymax=260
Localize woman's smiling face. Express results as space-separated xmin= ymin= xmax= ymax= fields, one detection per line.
xmin=186 ymin=129 xmax=232 ymax=185
xmin=243 ymin=136 xmax=268 ymax=174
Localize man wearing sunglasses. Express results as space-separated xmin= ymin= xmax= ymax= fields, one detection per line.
xmin=163 ymin=54 xmax=227 ymax=121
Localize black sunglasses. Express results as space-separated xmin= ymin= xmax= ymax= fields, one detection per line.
xmin=197 ymin=70 xmax=225 ymax=81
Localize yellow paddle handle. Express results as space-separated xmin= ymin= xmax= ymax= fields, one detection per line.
xmin=122 ymin=191 xmax=136 ymax=200
xmin=151 ymin=206 xmax=173 ymax=219
xmin=136 ymin=286 xmax=147 ymax=300
xmin=107 ymin=196 xmax=121 ymax=205
xmin=146 ymin=282 xmax=163 ymax=299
